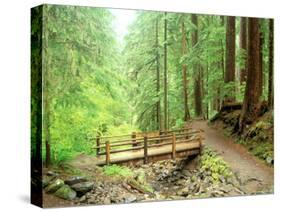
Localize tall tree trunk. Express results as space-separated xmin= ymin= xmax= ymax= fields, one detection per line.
xmin=43 ymin=12 xmax=51 ymax=167
xmin=43 ymin=81 xmax=51 ymax=167
xmin=205 ymin=62 xmax=209 ymax=119
xmin=217 ymin=16 xmax=225 ymax=110
xmin=268 ymin=19 xmax=274 ymax=109
xmin=258 ymin=21 xmax=264 ymax=98
xmin=239 ymin=17 xmax=247 ymax=83
xmin=239 ymin=18 xmax=261 ymax=131
xmin=191 ymin=14 xmax=203 ymax=117
xmin=181 ymin=18 xmax=190 ymax=121
xmin=163 ymin=12 xmax=168 ymax=130
xmin=35 ymin=67 xmax=42 ymax=166
xmin=224 ymin=16 xmax=236 ymax=103
xmin=155 ymin=18 xmax=161 ymax=130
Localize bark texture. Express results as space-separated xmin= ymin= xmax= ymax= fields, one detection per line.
xmin=239 ymin=17 xmax=247 ymax=82
xmin=268 ymin=19 xmax=274 ymax=109
xmin=191 ymin=14 xmax=203 ymax=117
xmin=224 ymin=16 xmax=236 ymax=102
xmin=181 ymin=18 xmax=190 ymax=121
xmin=240 ymin=18 xmax=261 ymax=130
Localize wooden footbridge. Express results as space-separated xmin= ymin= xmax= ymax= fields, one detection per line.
xmin=92 ymin=127 xmax=204 ymax=165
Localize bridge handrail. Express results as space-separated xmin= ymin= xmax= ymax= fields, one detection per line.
xmin=92 ymin=130 xmax=202 ymax=149
xmin=93 ymin=128 xmax=204 ymax=165
xmin=98 ymin=136 xmax=202 ymax=156
xmin=89 ymin=127 xmax=193 ymax=141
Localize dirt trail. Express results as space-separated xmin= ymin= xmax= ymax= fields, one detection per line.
xmin=189 ymin=120 xmax=274 ymax=192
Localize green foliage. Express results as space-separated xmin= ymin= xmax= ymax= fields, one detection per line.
xmin=33 ymin=5 xmax=273 ymax=165
xmin=200 ymin=148 xmax=233 ymax=183
xmin=40 ymin=5 xmax=138 ymax=163
xmin=123 ymin=11 xmax=163 ymax=131
xmin=103 ymin=165 xmax=134 ymax=177
xmin=172 ymin=119 xmax=185 ymax=129
xmin=251 ymin=142 xmax=273 ymax=162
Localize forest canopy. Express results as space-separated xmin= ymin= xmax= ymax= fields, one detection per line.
xmin=31 ymin=5 xmax=273 ymax=166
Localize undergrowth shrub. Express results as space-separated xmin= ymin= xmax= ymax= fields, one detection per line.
xmin=200 ymin=148 xmax=233 ymax=183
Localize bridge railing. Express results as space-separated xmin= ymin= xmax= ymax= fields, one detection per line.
xmin=92 ymin=127 xmax=204 ymax=165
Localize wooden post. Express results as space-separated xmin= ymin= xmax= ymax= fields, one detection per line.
xmin=159 ymin=130 xmax=164 ymax=144
xmin=199 ymin=129 xmax=203 ymax=155
xmin=132 ymin=132 xmax=136 ymax=147
xmin=96 ymin=136 xmax=100 ymax=155
xmin=144 ymin=135 xmax=148 ymax=164
xmin=106 ymin=141 xmax=110 ymax=165
xmin=172 ymin=133 xmax=176 ymax=159
xmin=184 ymin=127 xmax=189 ymax=139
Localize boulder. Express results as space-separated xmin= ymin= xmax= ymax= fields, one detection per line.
xmin=45 ymin=179 xmax=64 ymax=193
xmin=71 ymin=182 xmax=94 ymax=196
xmin=47 ymin=171 xmax=59 ymax=177
xmin=54 ymin=185 xmax=77 ymax=200
xmin=42 ymin=175 xmax=55 ymax=188
xmin=65 ymin=176 xmax=88 ymax=186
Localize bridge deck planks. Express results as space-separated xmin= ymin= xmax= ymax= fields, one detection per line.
xmin=95 ymin=140 xmax=200 ymax=165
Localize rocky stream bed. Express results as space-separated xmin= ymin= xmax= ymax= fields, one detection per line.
xmin=42 ymin=148 xmax=273 ymax=207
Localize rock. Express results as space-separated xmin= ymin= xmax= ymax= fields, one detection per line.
xmin=219 ymin=175 xmax=226 ymax=183
xmin=156 ymin=169 xmax=169 ymax=181
xmin=169 ymin=195 xmax=185 ymax=200
xmin=123 ymin=194 xmax=137 ymax=203
xmin=42 ymin=175 xmax=55 ymax=188
xmin=211 ymin=190 xmax=225 ymax=197
xmin=203 ymin=176 xmax=212 ymax=185
xmin=65 ymin=176 xmax=88 ymax=186
xmin=219 ymin=184 xmax=234 ymax=193
xmin=79 ymin=195 xmax=87 ymax=203
xmin=154 ymin=192 xmax=165 ymax=200
xmin=176 ymin=179 xmax=186 ymax=186
xmin=103 ymin=197 xmax=111 ymax=204
xmin=243 ymin=177 xmax=262 ymax=185
xmin=45 ymin=179 xmax=64 ymax=193
xmin=266 ymin=156 xmax=273 ymax=165
xmin=71 ymin=182 xmax=94 ymax=196
xmin=191 ymin=175 xmax=197 ymax=182
xmin=177 ymin=187 xmax=189 ymax=196
xmin=87 ymin=196 xmax=98 ymax=204
xmin=182 ymin=169 xmax=191 ymax=177
xmin=172 ymin=171 xmax=179 ymax=176
xmin=54 ymin=185 xmax=77 ymax=200
xmin=47 ymin=171 xmax=59 ymax=177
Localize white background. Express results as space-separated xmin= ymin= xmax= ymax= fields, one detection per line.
xmin=0 ymin=0 xmax=280 ymax=211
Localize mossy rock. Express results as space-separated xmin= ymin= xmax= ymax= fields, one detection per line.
xmin=42 ymin=175 xmax=55 ymax=188
xmin=70 ymin=182 xmax=94 ymax=196
xmin=54 ymin=185 xmax=76 ymax=200
xmin=45 ymin=179 xmax=64 ymax=193
xmin=65 ymin=176 xmax=87 ymax=186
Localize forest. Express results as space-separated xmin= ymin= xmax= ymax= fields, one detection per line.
xmin=31 ymin=5 xmax=274 ymax=206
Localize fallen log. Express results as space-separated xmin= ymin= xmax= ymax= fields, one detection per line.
xmin=127 ymin=179 xmax=153 ymax=194
xmin=220 ymin=102 xmax=242 ymax=111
